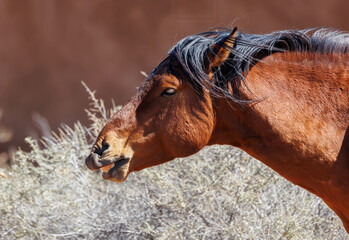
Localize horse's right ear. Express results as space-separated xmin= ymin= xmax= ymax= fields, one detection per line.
xmin=206 ymin=27 xmax=238 ymax=72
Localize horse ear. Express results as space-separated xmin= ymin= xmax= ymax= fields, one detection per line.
xmin=206 ymin=27 xmax=238 ymax=71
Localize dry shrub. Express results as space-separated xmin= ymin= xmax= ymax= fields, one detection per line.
xmin=0 ymin=84 xmax=346 ymax=239
xmin=0 ymin=109 xmax=13 ymax=144
xmin=0 ymin=109 xmax=13 ymax=168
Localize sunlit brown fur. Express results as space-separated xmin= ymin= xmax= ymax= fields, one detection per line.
xmin=86 ymin=40 xmax=349 ymax=232
xmin=210 ymin=52 xmax=349 ymax=231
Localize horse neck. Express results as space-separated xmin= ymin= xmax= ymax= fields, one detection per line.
xmin=209 ymin=51 xmax=349 ymax=189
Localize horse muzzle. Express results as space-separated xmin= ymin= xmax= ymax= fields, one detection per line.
xmin=85 ymin=153 xmax=128 ymax=171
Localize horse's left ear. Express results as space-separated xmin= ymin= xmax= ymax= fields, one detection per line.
xmin=206 ymin=27 xmax=238 ymax=71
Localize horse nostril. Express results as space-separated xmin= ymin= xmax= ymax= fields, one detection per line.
xmin=93 ymin=141 xmax=110 ymax=156
xmin=101 ymin=142 xmax=109 ymax=152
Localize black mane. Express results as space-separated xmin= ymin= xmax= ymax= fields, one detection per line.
xmin=167 ymin=28 xmax=349 ymax=102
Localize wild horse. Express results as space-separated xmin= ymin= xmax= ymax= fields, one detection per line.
xmin=85 ymin=27 xmax=349 ymax=232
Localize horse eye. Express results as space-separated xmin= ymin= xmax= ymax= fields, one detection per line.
xmin=161 ymin=88 xmax=176 ymax=97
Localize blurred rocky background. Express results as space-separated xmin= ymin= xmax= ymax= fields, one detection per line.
xmin=0 ymin=0 xmax=348 ymax=165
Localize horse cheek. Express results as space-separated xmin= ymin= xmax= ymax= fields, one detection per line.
xmin=173 ymin=116 xmax=213 ymax=157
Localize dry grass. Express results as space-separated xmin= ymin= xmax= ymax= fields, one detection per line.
xmin=0 ymin=85 xmax=347 ymax=239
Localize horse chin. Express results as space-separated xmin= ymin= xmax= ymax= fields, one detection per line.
xmin=101 ymin=158 xmax=130 ymax=182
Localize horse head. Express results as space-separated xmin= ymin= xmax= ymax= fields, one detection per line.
xmin=85 ymin=28 xmax=238 ymax=182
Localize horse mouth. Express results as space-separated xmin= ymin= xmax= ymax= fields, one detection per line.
xmin=85 ymin=153 xmax=131 ymax=182
xmin=100 ymin=157 xmax=130 ymax=181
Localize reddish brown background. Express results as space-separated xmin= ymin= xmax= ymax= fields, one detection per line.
xmin=0 ymin=0 xmax=348 ymax=155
